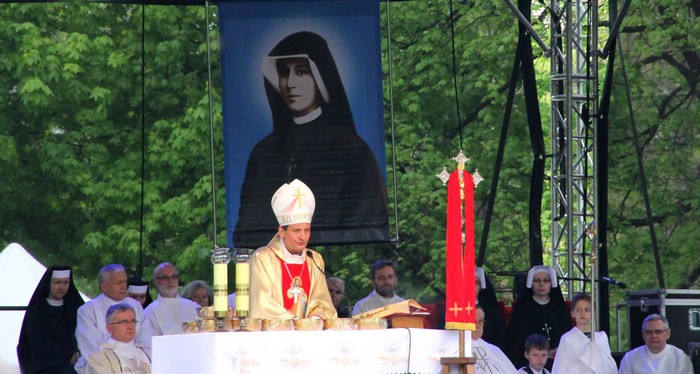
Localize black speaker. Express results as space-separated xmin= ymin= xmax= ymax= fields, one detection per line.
xmin=627 ymin=289 xmax=700 ymax=352
xmin=689 ymin=342 xmax=700 ymax=374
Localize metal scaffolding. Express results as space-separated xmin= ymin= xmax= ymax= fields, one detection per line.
xmin=549 ymin=0 xmax=599 ymax=301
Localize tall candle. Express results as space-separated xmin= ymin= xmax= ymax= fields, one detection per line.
xmin=235 ymin=262 xmax=250 ymax=317
xmin=213 ymin=263 xmax=228 ymax=316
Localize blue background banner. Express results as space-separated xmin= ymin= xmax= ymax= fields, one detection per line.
xmin=219 ymin=0 xmax=389 ymax=248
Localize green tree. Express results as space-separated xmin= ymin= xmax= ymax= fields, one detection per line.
xmin=0 ymin=3 xmax=226 ymax=295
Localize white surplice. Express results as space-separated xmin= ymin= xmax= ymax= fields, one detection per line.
xmin=144 ymin=295 xmax=199 ymax=336
xmin=551 ymin=327 xmax=617 ymax=374
xmin=618 ymin=344 xmax=693 ymax=374
xmin=473 ymin=338 xmax=518 ymax=374
xmin=75 ymin=294 xmax=149 ymax=370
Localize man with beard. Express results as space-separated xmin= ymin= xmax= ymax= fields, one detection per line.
xmin=352 ymin=259 xmax=404 ymax=316
xmin=143 ymin=263 xmax=199 ymax=336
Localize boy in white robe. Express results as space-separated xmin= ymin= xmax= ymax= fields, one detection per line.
xmin=552 ymin=293 xmax=617 ymax=374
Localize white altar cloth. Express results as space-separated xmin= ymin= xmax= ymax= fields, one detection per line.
xmin=152 ymin=328 xmax=472 ymax=373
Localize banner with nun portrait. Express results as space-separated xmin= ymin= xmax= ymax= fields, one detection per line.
xmin=218 ymin=0 xmax=389 ymax=248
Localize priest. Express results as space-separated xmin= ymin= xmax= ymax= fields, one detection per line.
xmin=83 ymin=303 xmax=151 ymax=373
xmin=248 ymin=179 xmax=337 ymax=320
xmin=143 ymin=262 xmax=199 ymax=335
xmin=74 ymin=264 xmax=150 ymax=371
xmin=472 ymin=305 xmax=518 ymax=373
xmin=618 ymin=314 xmax=693 ymax=374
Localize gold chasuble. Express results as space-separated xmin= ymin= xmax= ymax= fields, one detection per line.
xmin=249 ymin=234 xmax=336 ymax=320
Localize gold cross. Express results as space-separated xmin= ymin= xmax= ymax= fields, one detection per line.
xmin=293 ymin=188 xmax=305 ymax=208
xmin=465 ymin=302 xmax=474 ymax=315
xmin=449 ymin=302 xmax=464 ymax=316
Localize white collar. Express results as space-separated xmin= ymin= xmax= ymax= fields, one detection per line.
xmin=292 ymin=107 xmax=322 ymax=124
xmin=646 ymin=345 xmax=669 ymax=358
xmin=107 ymin=338 xmax=136 ymax=348
xmin=533 ymin=295 xmax=550 ymax=305
xmin=279 ymin=238 xmax=306 ymax=264
xmin=46 ymin=298 xmax=64 ymax=307
xmin=156 ymin=294 xmax=180 ymax=302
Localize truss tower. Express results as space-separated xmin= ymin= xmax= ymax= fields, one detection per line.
xmin=549 ymin=0 xmax=599 ymax=299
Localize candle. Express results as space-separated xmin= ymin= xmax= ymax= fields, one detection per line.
xmin=235 ymin=262 xmax=250 ymax=316
xmin=213 ymin=263 xmax=228 ymax=315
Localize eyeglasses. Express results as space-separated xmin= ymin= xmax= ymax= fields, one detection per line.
xmin=532 ymin=278 xmax=551 ymax=283
xmin=109 ymin=319 xmax=138 ymax=326
xmin=155 ymin=274 xmax=179 ymax=281
xmin=643 ymin=329 xmax=668 ymax=336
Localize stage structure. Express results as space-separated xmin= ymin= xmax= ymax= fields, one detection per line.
xmin=504 ymin=0 xmax=601 ymax=301
xmin=502 ymin=0 xmax=619 ymax=333
xmin=548 ymin=0 xmax=600 ymax=300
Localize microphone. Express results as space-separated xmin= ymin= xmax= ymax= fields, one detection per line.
xmin=306 ymin=251 xmax=326 ymax=276
xmin=600 ymin=276 xmax=627 ymax=289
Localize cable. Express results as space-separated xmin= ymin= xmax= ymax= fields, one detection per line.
xmin=204 ymin=1 xmax=219 ymax=248
xmin=138 ymin=4 xmax=146 ymax=279
xmin=448 ymin=0 xmax=463 ymax=151
xmin=384 ymin=0 xmax=400 ymax=247
xmin=617 ymin=41 xmax=665 ymax=289
xmin=405 ymin=327 xmax=412 ymax=373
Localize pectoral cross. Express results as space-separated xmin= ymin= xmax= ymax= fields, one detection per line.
xmin=542 ymin=323 xmax=552 ymax=341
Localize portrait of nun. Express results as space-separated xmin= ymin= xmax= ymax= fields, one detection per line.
xmin=234 ymin=31 xmax=389 ymax=247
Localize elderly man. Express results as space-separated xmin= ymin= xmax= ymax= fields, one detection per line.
xmin=472 ymin=305 xmax=518 ymax=374
xmin=75 ymin=264 xmax=149 ymax=371
xmin=618 ymin=313 xmax=693 ymax=373
xmin=84 ymin=303 xmax=151 ymax=374
xmin=248 ymin=179 xmax=336 ymax=320
xmin=327 ymin=276 xmax=351 ymax=318
xmin=352 ymin=259 xmax=404 ymax=316
xmin=144 ymin=263 xmax=199 ymax=335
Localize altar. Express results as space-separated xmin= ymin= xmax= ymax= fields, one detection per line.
xmin=152 ymin=328 xmax=472 ymax=373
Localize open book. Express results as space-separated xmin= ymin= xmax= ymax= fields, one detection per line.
xmin=353 ymin=299 xmax=429 ymax=319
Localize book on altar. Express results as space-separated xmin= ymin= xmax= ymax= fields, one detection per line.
xmin=353 ymin=299 xmax=429 ymax=320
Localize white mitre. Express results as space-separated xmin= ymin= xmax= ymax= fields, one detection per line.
xmin=271 ymin=179 xmax=316 ymax=226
